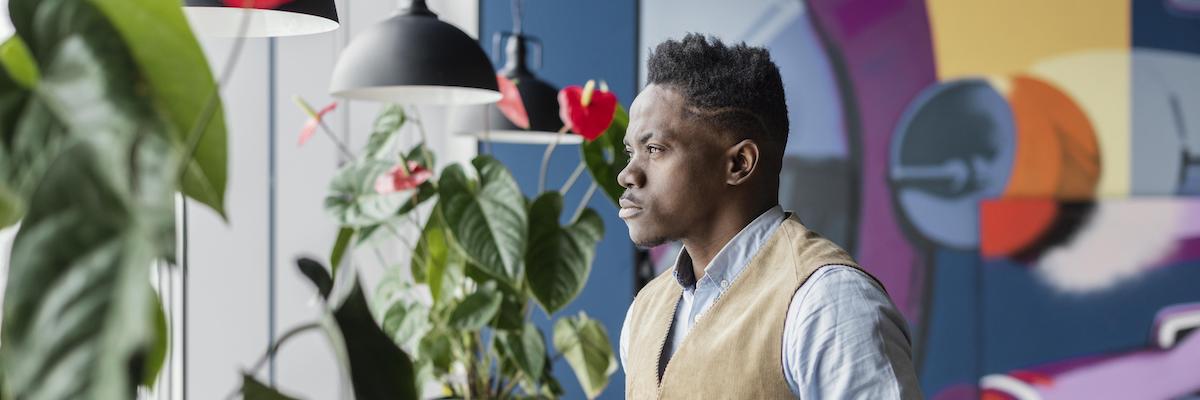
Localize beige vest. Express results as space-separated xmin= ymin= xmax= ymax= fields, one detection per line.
xmin=624 ymin=215 xmax=876 ymax=399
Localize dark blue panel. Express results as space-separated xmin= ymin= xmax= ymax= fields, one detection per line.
xmin=919 ymin=249 xmax=982 ymax=398
xmin=981 ymin=258 xmax=1200 ymax=373
xmin=481 ymin=2 xmax=637 ymax=398
xmin=1133 ymin=0 xmax=1200 ymax=54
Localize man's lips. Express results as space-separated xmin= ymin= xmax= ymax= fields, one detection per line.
xmin=619 ymin=198 xmax=642 ymax=219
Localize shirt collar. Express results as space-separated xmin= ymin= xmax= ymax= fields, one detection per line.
xmin=673 ymin=205 xmax=786 ymax=290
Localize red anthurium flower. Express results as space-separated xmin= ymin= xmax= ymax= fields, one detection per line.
xmin=558 ymin=80 xmax=617 ymax=141
xmin=496 ymin=75 xmax=530 ymax=129
xmin=222 ymin=0 xmax=294 ymax=8
xmin=298 ymin=101 xmax=337 ymax=146
xmin=374 ymin=161 xmax=433 ymax=194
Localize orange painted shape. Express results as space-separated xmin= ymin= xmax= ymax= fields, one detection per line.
xmin=981 ymin=199 xmax=1058 ymax=259
xmin=1004 ymin=76 xmax=1101 ymax=200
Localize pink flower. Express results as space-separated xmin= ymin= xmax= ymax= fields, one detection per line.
xmin=374 ymin=161 xmax=432 ymax=194
xmin=222 ymin=0 xmax=294 ymax=8
xmin=298 ymin=102 xmax=337 ymax=146
xmin=496 ymin=75 xmax=530 ymax=129
xmin=558 ymin=80 xmax=616 ymax=141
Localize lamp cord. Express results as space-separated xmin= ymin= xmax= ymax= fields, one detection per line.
xmin=511 ymin=0 xmax=523 ymax=34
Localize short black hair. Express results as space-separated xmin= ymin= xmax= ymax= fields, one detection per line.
xmin=647 ymin=33 xmax=789 ymax=149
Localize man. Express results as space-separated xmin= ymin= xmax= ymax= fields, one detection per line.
xmin=617 ymin=34 xmax=921 ymax=399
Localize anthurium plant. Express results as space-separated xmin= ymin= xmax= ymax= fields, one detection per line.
xmin=252 ymin=79 xmax=631 ymax=400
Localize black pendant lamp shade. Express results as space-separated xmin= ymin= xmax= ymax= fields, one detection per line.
xmin=183 ymin=0 xmax=339 ymax=37
xmin=461 ymin=31 xmax=572 ymax=144
xmin=329 ymin=0 xmax=501 ymax=105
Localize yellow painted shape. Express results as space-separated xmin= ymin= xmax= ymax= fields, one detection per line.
xmin=925 ymin=0 xmax=1129 ymax=80
xmin=1030 ymin=50 xmax=1131 ymax=197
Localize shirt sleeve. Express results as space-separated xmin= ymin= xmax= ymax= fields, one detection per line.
xmin=782 ymin=265 xmax=923 ymax=399
xmin=620 ymin=297 xmax=636 ymax=373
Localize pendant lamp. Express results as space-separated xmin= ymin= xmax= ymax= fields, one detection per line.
xmin=183 ymin=0 xmax=339 ymax=37
xmin=460 ymin=0 xmax=572 ymax=144
xmin=328 ymin=0 xmax=501 ymax=105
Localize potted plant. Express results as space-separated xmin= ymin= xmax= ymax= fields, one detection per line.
xmin=241 ymin=80 xmax=631 ymax=399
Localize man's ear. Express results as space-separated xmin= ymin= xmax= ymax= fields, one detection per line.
xmin=725 ymin=139 xmax=760 ymax=186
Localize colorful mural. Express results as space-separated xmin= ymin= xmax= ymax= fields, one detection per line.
xmin=640 ymin=0 xmax=1200 ymax=397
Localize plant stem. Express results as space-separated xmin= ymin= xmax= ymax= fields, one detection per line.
xmin=558 ymin=160 xmax=587 ymax=195
xmin=317 ymin=118 xmax=355 ymax=161
xmin=571 ymin=182 xmax=598 ymax=221
xmin=224 ymin=322 xmax=322 ymax=399
xmin=537 ymin=126 xmax=569 ymax=193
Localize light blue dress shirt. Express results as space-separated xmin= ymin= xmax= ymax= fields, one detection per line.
xmin=619 ymin=206 xmax=923 ymax=399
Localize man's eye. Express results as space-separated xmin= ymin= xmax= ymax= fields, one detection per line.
xmin=647 ymin=146 xmax=661 ymax=154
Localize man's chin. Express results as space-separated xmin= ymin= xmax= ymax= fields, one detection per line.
xmin=628 ymin=231 xmax=670 ymax=249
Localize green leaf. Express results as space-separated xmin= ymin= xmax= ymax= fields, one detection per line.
xmin=412 ymin=210 xmax=460 ymax=305
xmin=438 ymin=156 xmax=528 ymax=288
xmin=0 ymin=37 xmax=38 ymax=89
xmin=364 ymin=105 xmax=407 ymax=159
xmin=580 ymin=103 xmax=629 ymax=207
xmin=526 ymin=192 xmax=605 ymax=314
xmin=297 ymin=258 xmax=333 ymax=300
xmin=295 ymin=258 xmax=419 ymax=400
xmin=1 ymin=138 xmax=162 ymax=399
xmin=242 ymin=374 xmax=300 ymax=400
xmin=0 ymin=184 xmax=22 ymax=229
xmin=88 ymin=0 xmax=228 ymax=217
xmin=498 ymin=323 xmax=546 ymax=383
xmin=418 ymin=329 xmax=454 ymax=375
xmin=143 ymin=291 xmax=169 ymax=389
xmin=381 ymin=301 xmax=430 ymax=350
xmin=553 ymin=312 xmax=617 ymax=400
xmin=491 ymin=291 xmax=526 ymax=331
xmin=448 ymin=281 xmax=503 ymax=330
xmin=325 ymin=159 xmax=414 ymax=227
xmin=329 ymin=226 xmax=354 ymax=275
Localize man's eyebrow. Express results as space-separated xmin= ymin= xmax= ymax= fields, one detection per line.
xmin=623 ymin=132 xmax=656 ymax=147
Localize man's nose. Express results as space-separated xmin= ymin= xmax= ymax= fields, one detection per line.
xmin=617 ymin=159 xmax=643 ymax=189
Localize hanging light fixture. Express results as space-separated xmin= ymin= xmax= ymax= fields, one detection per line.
xmin=328 ymin=0 xmax=501 ymax=105
xmin=459 ymin=0 xmax=571 ymax=144
xmin=183 ymin=0 xmax=340 ymax=37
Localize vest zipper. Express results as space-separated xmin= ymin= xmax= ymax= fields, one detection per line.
xmin=654 ymin=292 xmax=681 ymax=399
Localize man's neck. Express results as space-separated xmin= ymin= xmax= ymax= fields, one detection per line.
xmin=681 ymin=202 xmax=776 ymax=281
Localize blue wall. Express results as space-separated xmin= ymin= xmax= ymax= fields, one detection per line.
xmin=480 ymin=1 xmax=638 ymax=398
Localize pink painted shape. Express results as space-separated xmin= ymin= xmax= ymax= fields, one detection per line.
xmin=808 ymin=0 xmax=938 ymax=319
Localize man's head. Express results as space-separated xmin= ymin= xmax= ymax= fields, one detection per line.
xmin=618 ymin=34 xmax=788 ymax=248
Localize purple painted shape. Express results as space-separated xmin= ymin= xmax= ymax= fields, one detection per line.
xmin=1164 ymin=237 xmax=1200 ymax=266
xmin=808 ymin=0 xmax=938 ymax=319
xmin=1034 ymin=331 xmax=1200 ymax=398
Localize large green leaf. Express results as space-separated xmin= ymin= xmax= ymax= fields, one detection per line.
xmin=325 ymin=159 xmax=414 ymax=227
xmin=89 ymin=0 xmax=228 ymax=217
xmin=553 ymin=312 xmax=617 ymax=400
xmin=497 ymin=323 xmax=546 ymax=383
xmin=438 ymin=156 xmax=528 ymax=288
xmin=2 ymin=137 xmax=162 ymax=399
xmin=242 ymin=374 xmax=301 ymax=400
xmin=580 ymin=104 xmax=629 ymax=207
xmin=295 ymin=258 xmax=419 ymax=400
xmin=525 ymin=192 xmax=604 ymax=314
xmin=0 ymin=0 xmax=179 ymax=397
xmin=448 ymin=281 xmax=503 ymax=331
